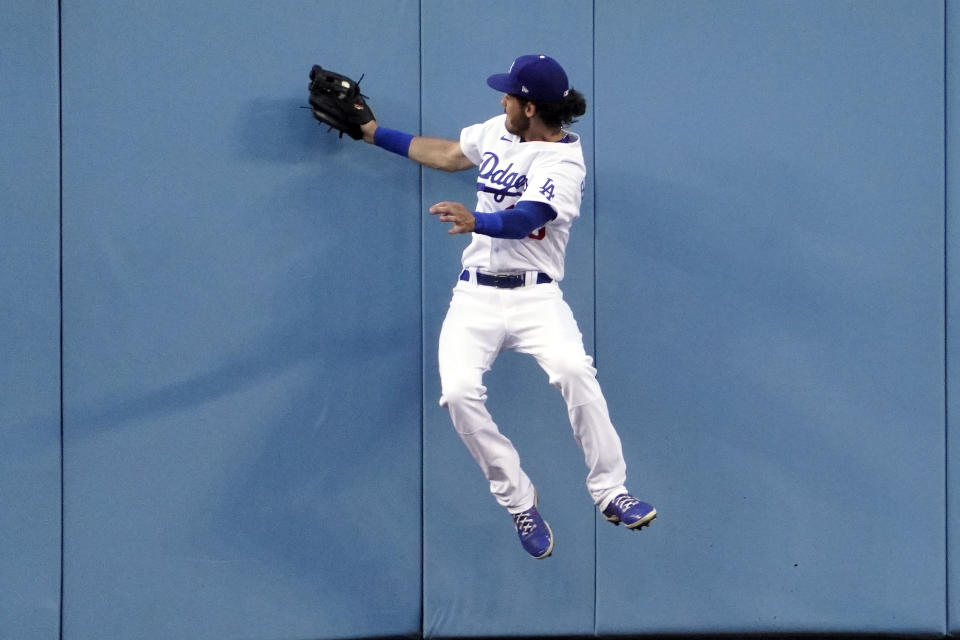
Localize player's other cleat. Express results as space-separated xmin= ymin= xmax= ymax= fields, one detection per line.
xmin=512 ymin=505 xmax=554 ymax=558
xmin=602 ymin=493 xmax=657 ymax=529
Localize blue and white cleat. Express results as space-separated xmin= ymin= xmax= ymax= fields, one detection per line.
xmin=512 ymin=504 xmax=554 ymax=559
xmin=602 ymin=493 xmax=657 ymax=530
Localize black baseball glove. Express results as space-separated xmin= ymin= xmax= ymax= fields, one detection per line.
xmin=307 ymin=65 xmax=375 ymax=140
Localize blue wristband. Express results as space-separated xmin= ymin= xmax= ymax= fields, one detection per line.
xmin=373 ymin=127 xmax=414 ymax=157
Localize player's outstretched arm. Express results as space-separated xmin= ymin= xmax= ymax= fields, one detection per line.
xmin=408 ymin=136 xmax=475 ymax=172
xmin=360 ymin=120 xmax=474 ymax=172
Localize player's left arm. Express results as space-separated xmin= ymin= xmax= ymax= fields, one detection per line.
xmin=360 ymin=121 xmax=474 ymax=172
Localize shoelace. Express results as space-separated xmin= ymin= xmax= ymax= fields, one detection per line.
xmin=513 ymin=511 xmax=538 ymax=536
xmin=612 ymin=494 xmax=640 ymax=512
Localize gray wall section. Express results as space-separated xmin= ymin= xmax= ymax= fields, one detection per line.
xmin=4 ymin=0 xmax=958 ymax=638
xmin=594 ymin=0 xmax=946 ymax=635
xmin=59 ymin=1 xmax=422 ymax=639
xmin=0 ymin=1 xmax=62 ymax=638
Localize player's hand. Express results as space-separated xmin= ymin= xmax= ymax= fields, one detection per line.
xmin=360 ymin=119 xmax=378 ymax=144
xmin=429 ymin=201 xmax=475 ymax=234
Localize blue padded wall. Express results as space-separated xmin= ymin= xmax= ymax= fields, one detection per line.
xmin=949 ymin=0 xmax=960 ymax=633
xmin=595 ymin=1 xmax=946 ymax=635
xmin=420 ymin=1 xmax=598 ymax=636
xmin=6 ymin=0 xmax=959 ymax=637
xmin=59 ymin=1 xmax=422 ymax=639
xmin=0 ymin=1 xmax=62 ymax=638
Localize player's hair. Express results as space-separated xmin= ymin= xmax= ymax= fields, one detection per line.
xmin=520 ymin=88 xmax=587 ymax=129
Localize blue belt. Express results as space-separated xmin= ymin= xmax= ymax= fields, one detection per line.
xmin=460 ymin=270 xmax=552 ymax=289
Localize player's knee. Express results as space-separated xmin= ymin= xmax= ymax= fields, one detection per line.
xmin=546 ymin=355 xmax=602 ymax=406
xmin=547 ymin=354 xmax=596 ymax=389
xmin=439 ymin=377 xmax=485 ymax=410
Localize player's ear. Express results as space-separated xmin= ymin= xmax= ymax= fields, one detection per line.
xmin=524 ymin=101 xmax=537 ymax=118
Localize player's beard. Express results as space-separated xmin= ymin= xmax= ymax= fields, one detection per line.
xmin=505 ymin=111 xmax=531 ymax=138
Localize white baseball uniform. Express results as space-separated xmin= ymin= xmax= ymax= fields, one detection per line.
xmin=438 ymin=114 xmax=629 ymax=514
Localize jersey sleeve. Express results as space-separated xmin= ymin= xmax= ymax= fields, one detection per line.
xmin=459 ymin=122 xmax=486 ymax=166
xmin=520 ymin=157 xmax=585 ymax=223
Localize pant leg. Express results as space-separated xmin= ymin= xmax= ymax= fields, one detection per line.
xmin=437 ymin=282 xmax=537 ymax=513
xmin=508 ymin=283 xmax=628 ymax=509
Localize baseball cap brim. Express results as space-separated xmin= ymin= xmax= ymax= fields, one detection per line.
xmin=486 ymin=73 xmax=520 ymax=95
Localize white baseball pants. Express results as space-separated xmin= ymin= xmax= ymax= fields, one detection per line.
xmin=438 ymin=273 xmax=628 ymax=514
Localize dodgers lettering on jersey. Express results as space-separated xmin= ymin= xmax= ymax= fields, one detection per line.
xmin=477 ymin=153 xmax=528 ymax=201
xmin=459 ymin=114 xmax=586 ymax=282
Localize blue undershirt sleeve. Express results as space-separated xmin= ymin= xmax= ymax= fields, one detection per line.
xmin=472 ymin=200 xmax=557 ymax=239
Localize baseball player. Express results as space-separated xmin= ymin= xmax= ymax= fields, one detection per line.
xmin=333 ymin=55 xmax=656 ymax=558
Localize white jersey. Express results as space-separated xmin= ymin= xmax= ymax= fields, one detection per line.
xmin=458 ymin=114 xmax=586 ymax=282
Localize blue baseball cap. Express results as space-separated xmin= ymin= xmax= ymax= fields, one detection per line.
xmin=486 ymin=54 xmax=569 ymax=102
